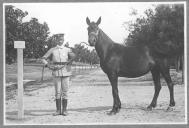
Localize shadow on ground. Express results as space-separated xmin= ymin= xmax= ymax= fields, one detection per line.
xmin=6 ymin=104 xmax=172 ymax=122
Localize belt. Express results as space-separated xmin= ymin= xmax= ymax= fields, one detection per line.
xmin=53 ymin=62 xmax=68 ymax=65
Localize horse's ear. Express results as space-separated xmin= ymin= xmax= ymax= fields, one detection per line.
xmin=86 ymin=17 xmax=90 ymax=25
xmin=96 ymin=16 xmax=101 ymax=26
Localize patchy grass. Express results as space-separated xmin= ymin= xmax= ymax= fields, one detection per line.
xmin=5 ymin=69 xmax=186 ymax=124
xmin=6 ymin=64 xmax=183 ymax=85
xmin=6 ymin=63 xmax=97 ymax=83
xmin=5 ymin=63 xmax=97 ymax=100
xmin=5 ymin=64 xmax=183 ymax=100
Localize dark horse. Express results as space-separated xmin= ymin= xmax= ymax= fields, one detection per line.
xmin=86 ymin=17 xmax=175 ymax=115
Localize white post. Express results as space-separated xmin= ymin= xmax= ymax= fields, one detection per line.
xmin=14 ymin=41 xmax=25 ymax=119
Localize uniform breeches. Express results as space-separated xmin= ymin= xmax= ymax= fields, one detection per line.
xmin=53 ymin=76 xmax=70 ymax=99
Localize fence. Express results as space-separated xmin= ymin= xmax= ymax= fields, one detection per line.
xmin=24 ymin=63 xmax=100 ymax=82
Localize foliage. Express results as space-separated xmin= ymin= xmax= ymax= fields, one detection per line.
xmin=71 ymin=43 xmax=100 ymax=64
xmin=5 ymin=5 xmax=28 ymax=64
xmin=22 ymin=18 xmax=50 ymax=58
xmin=5 ymin=6 xmax=50 ymax=63
xmin=124 ymin=4 xmax=184 ymax=57
xmin=5 ymin=6 xmax=99 ymax=65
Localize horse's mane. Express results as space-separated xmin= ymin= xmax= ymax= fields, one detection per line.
xmin=99 ymin=29 xmax=147 ymax=51
xmin=99 ymin=29 xmax=114 ymax=44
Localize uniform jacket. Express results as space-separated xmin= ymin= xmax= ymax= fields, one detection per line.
xmin=42 ymin=45 xmax=73 ymax=77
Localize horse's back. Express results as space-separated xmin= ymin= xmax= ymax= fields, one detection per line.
xmin=106 ymin=44 xmax=154 ymax=78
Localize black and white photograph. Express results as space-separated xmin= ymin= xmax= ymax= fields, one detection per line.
xmin=3 ymin=1 xmax=188 ymax=126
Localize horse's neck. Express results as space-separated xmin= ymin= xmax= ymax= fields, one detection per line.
xmin=95 ymin=29 xmax=114 ymax=61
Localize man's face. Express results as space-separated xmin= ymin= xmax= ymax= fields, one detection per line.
xmin=57 ymin=36 xmax=64 ymax=46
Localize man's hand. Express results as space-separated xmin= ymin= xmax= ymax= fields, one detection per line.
xmin=45 ymin=63 xmax=55 ymax=70
xmin=45 ymin=64 xmax=65 ymax=71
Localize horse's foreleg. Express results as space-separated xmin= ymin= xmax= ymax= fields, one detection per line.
xmin=107 ymin=73 xmax=121 ymax=115
xmin=147 ymin=66 xmax=161 ymax=110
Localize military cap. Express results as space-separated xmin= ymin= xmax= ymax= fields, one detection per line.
xmin=54 ymin=33 xmax=64 ymax=40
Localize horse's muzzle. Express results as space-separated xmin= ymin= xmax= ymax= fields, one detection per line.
xmin=88 ymin=38 xmax=96 ymax=46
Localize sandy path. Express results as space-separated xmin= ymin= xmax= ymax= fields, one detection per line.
xmin=5 ymin=69 xmax=186 ymax=125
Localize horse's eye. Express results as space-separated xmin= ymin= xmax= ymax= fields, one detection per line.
xmin=88 ymin=27 xmax=91 ymax=32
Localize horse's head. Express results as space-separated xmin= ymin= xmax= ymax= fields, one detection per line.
xmin=86 ymin=17 xmax=101 ymax=46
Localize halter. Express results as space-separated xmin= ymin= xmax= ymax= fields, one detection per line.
xmin=89 ymin=28 xmax=100 ymax=40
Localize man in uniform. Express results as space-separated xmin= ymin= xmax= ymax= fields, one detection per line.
xmin=41 ymin=33 xmax=75 ymax=116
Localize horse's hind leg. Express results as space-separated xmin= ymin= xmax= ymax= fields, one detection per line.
xmin=159 ymin=60 xmax=175 ymax=110
xmin=147 ymin=66 xmax=161 ymax=110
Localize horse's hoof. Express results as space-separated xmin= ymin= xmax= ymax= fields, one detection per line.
xmin=166 ymin=106 xmax=174 ymax=112
xmin=107 ymin=110 xmax=117 ymax=115
xmin=146 ymin=106 xmax=153 ymax=111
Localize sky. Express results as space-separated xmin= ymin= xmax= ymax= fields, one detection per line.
xmin=7 ymin=2 xmax=156 ymax=47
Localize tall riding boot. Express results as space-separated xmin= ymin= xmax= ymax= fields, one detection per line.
xmin=62 ymin=99 xmax=68 ymax=116
xmin=53 ymin=99 xmax=61 ymax=116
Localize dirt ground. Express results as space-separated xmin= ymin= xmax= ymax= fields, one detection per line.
xmin=5 ymin=68 xmax=186 ymax=125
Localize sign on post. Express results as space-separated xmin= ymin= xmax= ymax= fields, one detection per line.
xmin=14 ymin=41 xmax=25 ymax=119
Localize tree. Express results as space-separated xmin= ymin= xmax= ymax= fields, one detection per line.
xmin=22 ymin=18 xmax=50 ymax=58
xmin=5 ymin=6 xmax=50 ymax=63
xmin=71 ymin=43 xmax=99 ymax=64
xmin=5 ymin=5 xmax=28 ymax=63
xmin=90 ymin=49 xmax=100 ymax=64
xmin=124 ymin=4 xmax=184 ymax=57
